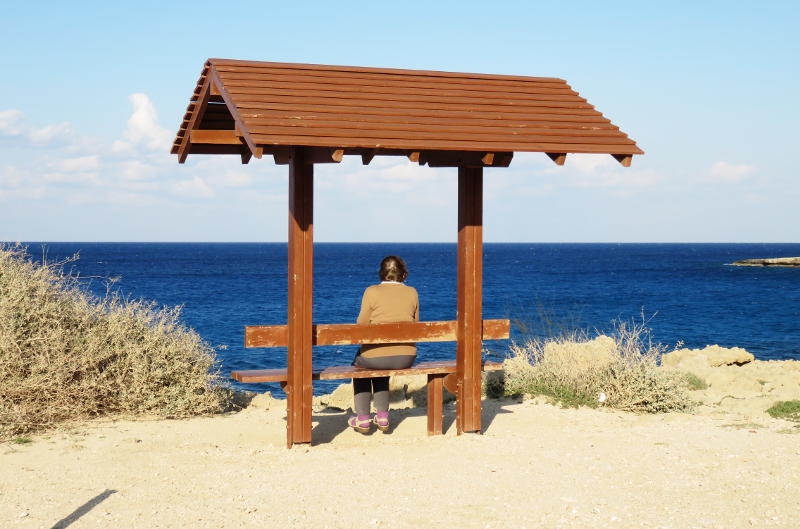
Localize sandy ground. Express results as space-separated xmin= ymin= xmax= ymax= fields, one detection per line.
xmin=2 ymin=396 xmax=799 ymax=529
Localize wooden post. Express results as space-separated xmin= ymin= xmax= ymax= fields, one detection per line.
xmin=456 ymin=166 xmax=483 ymax=434
xmin=287 ymin=147 xmax=314 ymax=447
xmin=427 ymin=374 xmax=445 ymax=435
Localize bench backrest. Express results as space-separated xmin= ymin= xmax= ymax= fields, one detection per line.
xmin=245 ymin=319 xmax=510 ymax=348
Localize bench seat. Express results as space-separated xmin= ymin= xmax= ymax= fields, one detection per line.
xmin=231 ymin=360 xmax=504 ymax=435
xmin=231 ymin=359 xmax=502 ymax=383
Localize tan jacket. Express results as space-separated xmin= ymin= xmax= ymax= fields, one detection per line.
xmin=357 ymin=282 xmax=419 ymax=358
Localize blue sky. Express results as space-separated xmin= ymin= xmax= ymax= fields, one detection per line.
xmin=1 ymin=1 xmax=797 ymax=242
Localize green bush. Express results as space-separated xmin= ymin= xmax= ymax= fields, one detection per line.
xmin=482 ymin=369 xmax=506 ymax=399
xmin=501 ymin=322 xmax=693 ymax=413
xmin=681 ymin=372 xmax=708 ymax=391
xmin=766 ymin=400 xmax=800 ymax=422
xmin=0 ymin=244 xmax=228 ymax=440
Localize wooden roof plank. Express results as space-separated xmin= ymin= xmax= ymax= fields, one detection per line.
xmin=236 ymin=102 xmax=614 ymax=123
xmin=215 ymin=66 xmax=572 ymax=91
xmin=221 ymin=80 xmax=587 ymax=103
xmin=232 ymin=97 xmax=602 ymax=117
xmin=238 ymin=110 xmax=619 ymax=130
xmin=247 ymin=125 xmax=636 ymax=146
xmin=217 ymin=71 xmax=581 ymax=96
xmin=244 ymin=119 xmax=625 ymax=138
xmin=209 ymin=58 xmax=567 ymax=84
xmin=228 ymin=90 xmax=595 ymax=111
xmin=250 ymin=134 xmax=643 ymax=154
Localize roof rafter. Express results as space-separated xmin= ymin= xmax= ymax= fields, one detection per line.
xmin=613 ymin=154 xmax=633 ymax=167
xmin=546 ymin=152 xmax=567 ymax=166
xmin=176 ymin=71 xmax=211 ymax=164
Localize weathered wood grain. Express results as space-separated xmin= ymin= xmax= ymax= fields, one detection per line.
xmin=244 ymin=319 xmax=510 ymax=348
xmin=190 ymin=130 xmax=241 ymax=144
xmin=457 ymin=166 xmax=484 ymax=435
xmin=230 ymin=360 xmax=504 ymax=383
xmin=286 ymin=148 xmax=313 ymax=447
xmin=427 ymin=374 xmax=445 ymax=435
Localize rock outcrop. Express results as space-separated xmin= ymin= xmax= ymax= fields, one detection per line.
xmin=662 ymin=344 xmax=754 ymax=368
xmin=731 ymin=257 xmax=800 ymax=267
xmin=662 ymin=345 xmax=800 ymax=418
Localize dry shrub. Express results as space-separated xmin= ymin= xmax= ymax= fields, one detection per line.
xmin=503 ymin=321 xmax=693 ymax=413
xmin=0 ymin=244 xmax=228 ymax=440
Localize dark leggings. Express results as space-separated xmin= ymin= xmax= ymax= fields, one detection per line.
xmin=353 ymin=355 xmax=416 ymax=415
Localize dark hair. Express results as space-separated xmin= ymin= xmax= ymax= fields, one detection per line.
xmin=379 ymin=255 xmax=408 ymax=282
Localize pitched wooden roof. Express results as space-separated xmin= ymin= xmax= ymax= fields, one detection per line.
xmin=172 ymin=59 xmax=643 ymax=167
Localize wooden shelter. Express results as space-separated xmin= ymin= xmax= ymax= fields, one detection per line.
xmin=172 ymin=59 xmax=642 ymax=447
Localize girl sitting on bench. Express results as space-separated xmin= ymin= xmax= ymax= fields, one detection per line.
xmin=349 ymin=255 xmax=419 ymax=434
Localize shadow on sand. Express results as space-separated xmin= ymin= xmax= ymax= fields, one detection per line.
xmin=50 ymin=489 xmax=117 ymax=529
xmin=309 ymin=398 xmax=516 ymax=445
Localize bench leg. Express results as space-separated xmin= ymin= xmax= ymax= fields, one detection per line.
xmin=427 ymin=374 xmax=445 ymax=435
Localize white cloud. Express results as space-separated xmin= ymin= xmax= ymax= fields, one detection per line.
xmin=0 ymin=110 xmax=25 ymax=136
xmin=43 ymin=171 xmax=100 ymax=185
xmin=207 ymin=169 xmax=253 ymax=188
xmin=111 ymin=139 xmax=135 ymax=155
xmin=568 ymin=166 xmax=663 ymax=190
xmin=40 ymin=155 xmax=102 ymax=187
xmin=708 ymin=161 xmax=755 ymax=182
xmin=1 ymin=166 xmax=24 ymax=188
xmin=116 ymin=93 xmax=172 ymax=152
xmin=0 ymin=186 xmax=46 ymax=201
xmin=50 ymin=155 xmax=100 ymax=172
xmin=192 ymin=157 xmax=258 ymax=188
xmin=119 ymin=159 xmax=159 ymax=181
xmin=0 ymin=109 xmax=77 ymax=146
xmin=540 ymin=153 xmax=663 ymax=192
xmin=28 ymin=122 xmax=74 ymax=144
xmin=565 ymin=153 xmax=616 ymax=173
xmin=170 ymin=175 xmax=214 ymax=198
xmin=331 ymin=157 xmax=442 ymax=195
xmin=1 ymin=96 xmax=267 ymax=207
xmin=120 ymin=180 xmax=160 ymax=192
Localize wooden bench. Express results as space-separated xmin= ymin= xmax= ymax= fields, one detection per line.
xmin=232 ymin=359 xmax=503 ymax=435
xmin=231 ymin=318 xmax=509 ymax=436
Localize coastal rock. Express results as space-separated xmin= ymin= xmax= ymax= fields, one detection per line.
xmin=730 ymin=257 xmax=800 ymax=267
xmin=705 ymin=369 xmax=763 ymax=397
xmin=699 ymin=361 xmax=800 ymax=416
xmin=661 ymin=347 xmax=800 ymax=417
xmin=313 ymin=382 xmax=353 ymax=411
xmin=662 ymin=345 xmax=754 ymax=368
xmin=247 ymin=391 xmax=279 ymax=410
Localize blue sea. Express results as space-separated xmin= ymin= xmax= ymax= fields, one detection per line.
xmin=19 ymin=242 xmax=800 ymax=395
